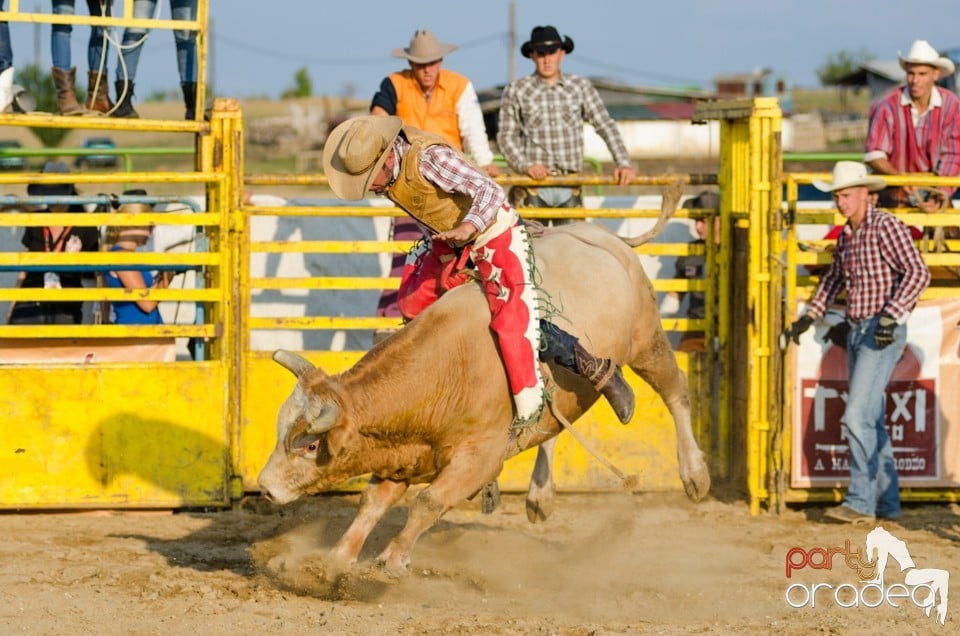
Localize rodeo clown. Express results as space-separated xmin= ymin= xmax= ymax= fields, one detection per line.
xmin=322 ymin=115 xmax=634 ymax=425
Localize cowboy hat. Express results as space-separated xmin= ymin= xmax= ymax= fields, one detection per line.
xmin=391 ymin=29 xmax=458 ymax=64
xmin=322 ymin=116 xmax=403 ymax=201
xmin=812 ymin=161 xmax=886 ymax=193
xmin=107 ymin=200 xmax=154 ymax=244
xmin=521 ymin=25 xmax=574 ymax=58
xmin=26 ymin=161 xmax=77 ymax=196
xmin=898 ymin=39 xmax=956 ymax=75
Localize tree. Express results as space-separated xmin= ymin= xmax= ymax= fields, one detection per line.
xmin=281 ymin=67 xmax=312 ymax=99
xmin=816 ymin=49 xmax=873 ymax=87
xmin=17 ymin=65 xmax=74 ymax=147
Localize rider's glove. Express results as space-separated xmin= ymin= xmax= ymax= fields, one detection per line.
xmin=784 ymin=314 xmax=814 ymax=345
xmin=874 ymin=313 xmax=898 ymax=349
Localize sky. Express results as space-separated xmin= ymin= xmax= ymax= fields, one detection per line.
xmin=5 ymin=0 xmax=960 ymax=100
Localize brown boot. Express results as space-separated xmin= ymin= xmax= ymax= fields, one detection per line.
xmin=85 ymin=71 xmax=112 ymax=114
xmin=52 ymin=67 xmax=86 ymax=116
xmin=574 ymin=342 xmax=635 ymax=424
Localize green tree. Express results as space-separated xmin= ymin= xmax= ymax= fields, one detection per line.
xmin=17 ymin=64 xmax=74 ymax=147
xmin=281 ymin=67 xmax=312 ymax=99
xmin=816 ymin=49 xmax=873 ymax=86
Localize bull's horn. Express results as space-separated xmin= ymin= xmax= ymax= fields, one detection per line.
xmin=273 ymin=349 xmax=315 ymax=378
xmin=306 ymin=398 xmax=340 ymax=434
xmin=620 ymin=179 xmax=685 ymax=247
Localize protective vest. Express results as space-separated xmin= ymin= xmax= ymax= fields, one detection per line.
xmin=390 ymin=69 xmax=468 ymax=150
xmin=386 ymin=127 xmax=472 ymax=233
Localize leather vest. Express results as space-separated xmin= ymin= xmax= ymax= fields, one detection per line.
xmin=385 ymin=128 xmax=472 ymax=233
xmin=391 ymin=69 xmax=468 ymax=150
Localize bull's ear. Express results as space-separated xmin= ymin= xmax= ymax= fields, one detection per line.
xmin=273 ymin=350 xmax=315 ymax=377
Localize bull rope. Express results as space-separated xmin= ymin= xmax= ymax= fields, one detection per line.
xmin=549 ymin=404 xmax=639 ymax=491
xmin=539 ymin=367 xmax=639 ymax=491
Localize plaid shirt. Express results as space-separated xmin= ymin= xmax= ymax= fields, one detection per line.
xmin=393 ymin=136 xmax=506 ymax=232
xmin=497 ymin=72 xmax=631 ymax=174
xmin=807 ymin=205 xmax=930 ymax=322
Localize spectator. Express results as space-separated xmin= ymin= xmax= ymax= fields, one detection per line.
xmin=50 ymin=1 xmax=114 ymax=115
xmin=659 ymin=191 xmax=720 ymax=352
xmin=865 ymin=39 xmax=960 ymax=212
xmin=369 ymin=28 xmax=497 ymax=340
xmin=104 ymin=196 xmax=169 ymax=324
xmin=113 ymin=0 xmax=198 ymax=119
xmin=7 ymin=162 xmax=100 ymax=325
xmin=322 ymin=115 xmax=634 ymax=425
xmin=497 ymin=25 xmax=636 ymax=224
xmin=784 ymin=161 xmax=930 ymax=524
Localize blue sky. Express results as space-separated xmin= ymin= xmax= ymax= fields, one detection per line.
xmin=6 ymin=0 xmax=960 ymax=99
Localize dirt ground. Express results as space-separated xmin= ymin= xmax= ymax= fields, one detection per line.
xmin=0 ymin=487 xmax=957 ymax=635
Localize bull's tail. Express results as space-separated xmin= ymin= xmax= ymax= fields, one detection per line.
xmin=619 ymin=179 xmax=685 ymax=247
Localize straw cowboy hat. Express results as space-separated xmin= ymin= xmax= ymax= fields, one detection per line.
xmin=521 ymin=25 xmax=575 ymax=59
xmin=898 ymin=39 xmax=956 ymax=75
xmin=391 ymin=29 xmax=458 ymax=64
xmin=322 ymin=115 xmax=403 ymax=201
xmin=107 ymin=200 xmax=154 ymax=244
xmin=812 ymin=161 xmax=886 ymax=193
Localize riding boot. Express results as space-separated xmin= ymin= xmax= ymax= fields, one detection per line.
xmin=181 ymin=82 xmax=197 ymax=120
xmin=52 ymin=67 xmax=85 ymax=116
xmin=86 ymin=71 xmax=113 ymax=114
xmin=113 ymin=79 xmax=139 ymax=118
xmin=573 ymin=342 xmax=635 ymax=424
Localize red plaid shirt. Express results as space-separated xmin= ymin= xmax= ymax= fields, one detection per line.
xmin=807 ymin=205 xmax=930 ymax=322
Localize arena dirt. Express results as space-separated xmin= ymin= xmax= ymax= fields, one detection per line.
xmin=0 ymin=489 xmax=957 ymax=634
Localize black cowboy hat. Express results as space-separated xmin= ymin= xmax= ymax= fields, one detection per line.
xmin=521 ymin=25 xmax=574 ymax=59
xmin=26 ymin=161 xmax=78 ymax=197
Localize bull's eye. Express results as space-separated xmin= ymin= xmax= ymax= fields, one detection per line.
xmin=292 ymin=432 xmax=322 ymax=457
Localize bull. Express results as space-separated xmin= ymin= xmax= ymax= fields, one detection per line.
xmin=258 ymin=183 xmax=711 ymax=576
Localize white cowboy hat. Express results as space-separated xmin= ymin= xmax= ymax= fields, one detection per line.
xmin=322 ymin=116 xmax=403 ymax=201
xmin=898 ymin=39 xmax=956 ymax=75
xmin=391 ymin=30 xmax=458 ymax=64
xmin=812 ymin=161 xmax=886 ymax=193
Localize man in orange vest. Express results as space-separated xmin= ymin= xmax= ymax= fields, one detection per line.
xmin=370 ymin=30 xmax=498 ymax=341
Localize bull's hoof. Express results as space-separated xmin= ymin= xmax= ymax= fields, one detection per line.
xmin=525 ymin=496 xmax=553 ymax=523
xmin=375 ymin=546 xmax=411 ymax=579
xmin=481 ymin=481 xmax=500 ymax=514
xmin=682 ymin=462 xmax=711 ymax=502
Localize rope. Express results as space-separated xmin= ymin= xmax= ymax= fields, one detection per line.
xmin=546 ymin=389 xmax=639 ymax=491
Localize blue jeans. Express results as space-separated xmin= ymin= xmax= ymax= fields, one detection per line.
xmin=0 ymin=1 xmax=12 ymax=73
xmin=842 ymin=313 xmax=906 ymax=518
xmin=115 ymin=0 xmax=197 ymax=84
xmin=51 ymin=0 xmax=113 ymax=72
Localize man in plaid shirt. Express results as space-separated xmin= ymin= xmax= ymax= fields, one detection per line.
xmin=785 ymin=162 xmax=930 ymax=524
xmin=497 ymin=25 xmax=635 ymax=223
xmin=322 ymin=115 xmax=635 ymax=427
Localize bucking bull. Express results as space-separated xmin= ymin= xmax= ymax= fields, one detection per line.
xmin=258 ymin=183 xmax=711 ymax=576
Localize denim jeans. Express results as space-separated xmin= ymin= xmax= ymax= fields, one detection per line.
xmin=842 ymin=313 xmax=906 ymax=517
xmin=116 ymin=0 xmax=197 ymax=84
xmin=51 ymin=0 xmax=113 ymax=72
xmin=0 ymin=1 xmax=12 ymax=73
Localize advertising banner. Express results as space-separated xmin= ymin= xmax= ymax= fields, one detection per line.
xmin=791 ymin=298 xmax=960 ymax=488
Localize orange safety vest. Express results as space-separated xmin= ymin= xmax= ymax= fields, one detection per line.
xmin=390 ymin=69 xmax=469 ymax=150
